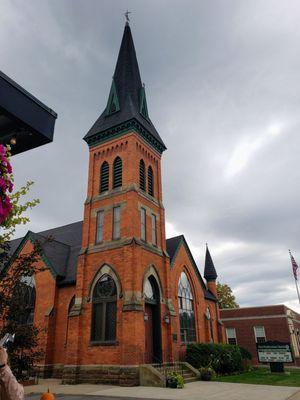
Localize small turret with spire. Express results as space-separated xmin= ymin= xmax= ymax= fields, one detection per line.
xmin=204 ymin=244 xmax=218 ymax=297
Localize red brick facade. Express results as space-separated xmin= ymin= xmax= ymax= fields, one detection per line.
xmin=221 ymin=305 xmax=300 ymax=366
xmin=5 ymin=130 xmax=224 ymax=383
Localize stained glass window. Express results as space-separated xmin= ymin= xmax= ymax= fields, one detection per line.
xmin=13 ymin=276 xmax=36 ymax=325
xmin=144 ymin=277 xmax=159 ymax=304
xmin=178 ymin=272 xmax=196 ymax=343
xmin=91 ymin=274 xmax=117 ymax=342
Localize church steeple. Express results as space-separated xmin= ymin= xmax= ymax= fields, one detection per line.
xmin=84 ymin=23 xmax=166 ymax=153
xmin=204 ymin=245 xmax=218 ymax=281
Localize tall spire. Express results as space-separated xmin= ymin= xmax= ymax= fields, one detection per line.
xmin=204 ymin=244 xmax=218 ymax=281
xmin=84 ymin=23 xmax=166 ymax=153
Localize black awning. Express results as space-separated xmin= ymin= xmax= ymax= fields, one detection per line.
xmin=0 ymin=71 xmax=57 ymax=155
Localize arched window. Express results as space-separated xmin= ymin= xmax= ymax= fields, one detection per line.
xmin=100 ymin=161 xmax=109 ymax=193
xmin=65 ymin=295 xmax=76 ymax=346
xmin=139 ymin=159 xmax=146 ymax=191
xmin=113 ymin=157 xmax=122 ymax=189
xmin=68 ymin=295 xmax=76 ymax=315
xmin=178 ymin=272 xmax=196 ymax=343
xmin=91 ymin=274 xmax=117 ymax=342
xmin=148 ymin=166 xmax=154 ymax=197
xmin=144 ymin=277 xmax=159 ymax=304
xmin=13 ymin=276 xmax=36 ymax=325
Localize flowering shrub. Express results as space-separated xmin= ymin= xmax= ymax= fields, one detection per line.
xmin=0 ymin=145 xmax=39 ymax=244
xmin=0 ymin=145 xmax=14 ymax=224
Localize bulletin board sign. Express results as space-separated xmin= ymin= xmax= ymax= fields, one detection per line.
xmin=257 ymin=341 xmax=293 ymax=363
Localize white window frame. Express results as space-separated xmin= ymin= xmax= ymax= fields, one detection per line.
xmin=226 ymin=327 xmax=237 ymax=345
xmin=254 ymin=326 xmax=266 ymax=343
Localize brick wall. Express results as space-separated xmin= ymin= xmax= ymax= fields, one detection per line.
xmin=1 ymin=129 xmax=223 ymax=384
xmin=221 ymin=306 xmax=300 ymax=366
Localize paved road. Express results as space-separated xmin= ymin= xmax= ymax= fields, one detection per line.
xmin=25 ymin=380 xmax=300 ymax=400
xmin=26 ymin=396 xmax=153 ymax=400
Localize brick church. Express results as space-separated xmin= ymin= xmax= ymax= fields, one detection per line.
xmin=7 ymin=22 xmax=224 ymax=385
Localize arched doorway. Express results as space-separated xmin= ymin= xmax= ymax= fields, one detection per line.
xmin=144 ymin=276 xmax=162 ymax=363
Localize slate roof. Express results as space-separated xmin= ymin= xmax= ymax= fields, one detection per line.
xmin=204 ymin=289 xmax=218 ymax=301
xmin=204 ymin=245 xmax=218 ymax=281
xmin=8 ymin=221 xmax=82 ymax=286
xmin=166 ymin=235 xmax=218 ymax=302
xmin=83 ymin=23 xmax=166 ymax=152
xmin=166 ymin=235 xmax=183 ymax=263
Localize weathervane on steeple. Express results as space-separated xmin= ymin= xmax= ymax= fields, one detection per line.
xmin=124 ymin=10 xmax=131 ymax=25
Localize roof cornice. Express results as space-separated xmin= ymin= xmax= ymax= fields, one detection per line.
xmin=84 ymin=117 xmax=166 ymax=154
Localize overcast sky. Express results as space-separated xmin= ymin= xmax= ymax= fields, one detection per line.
xmin=1 ymin=0 xmax=300 ymax=312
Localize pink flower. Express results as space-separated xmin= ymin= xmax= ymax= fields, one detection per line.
xmin=8 ymin=181 xmax=13 ymax=193
xmin=5 ymin=161 xmax=12 ymax=174
xmin=0 ymin=177 xmax=6 ymax=191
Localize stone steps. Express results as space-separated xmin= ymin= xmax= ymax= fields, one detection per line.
xmin=151 ymin=362 xmax=199 ymax=385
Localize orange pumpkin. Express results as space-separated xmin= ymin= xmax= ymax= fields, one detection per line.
xmin=40 ymin=388 xmax=55 ymax=400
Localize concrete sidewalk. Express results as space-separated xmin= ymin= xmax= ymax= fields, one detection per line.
xmin=25 ymin=379 xmax=300 ymax=400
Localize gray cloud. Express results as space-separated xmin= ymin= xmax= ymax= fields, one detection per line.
xmin=1 ymin=0 xmax=300 ymax=312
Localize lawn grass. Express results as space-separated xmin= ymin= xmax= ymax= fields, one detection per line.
xmin=214 ymin=368 xmax=300 ymax=387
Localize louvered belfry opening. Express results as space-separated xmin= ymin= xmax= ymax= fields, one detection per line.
xmin=113 ymin=156 xmax=122 ymax=188
xmin=148 ymin=166 xmax=154 ymax=196
xmin=100 ymin=161 xmax=109 ymax=193
xmin=109 ymin=99 xmax=117 ymax=114
xmin=139 ymin=159 xmax=146 ymax=191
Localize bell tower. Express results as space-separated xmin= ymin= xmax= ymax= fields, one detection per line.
xmin=66 ymin=21 xmax=170 ymax=371
xmin=81 ymin=21 xmax=167 ymax=252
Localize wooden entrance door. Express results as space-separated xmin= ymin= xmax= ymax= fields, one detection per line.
xmin=145 ymin=304 xmax=153 ymax=363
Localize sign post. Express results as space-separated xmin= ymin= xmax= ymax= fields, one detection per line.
xmin=257 ymin=341 xmax=293 ymax=373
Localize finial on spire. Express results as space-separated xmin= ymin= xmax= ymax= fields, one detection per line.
xmin=124 ymin=10 xmax=131 ymax=25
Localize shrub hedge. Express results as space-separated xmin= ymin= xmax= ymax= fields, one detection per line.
xmin=186 ymin=343 xmax=249 ymax=375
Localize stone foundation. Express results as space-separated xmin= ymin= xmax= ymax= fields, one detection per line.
xmin=36 ymin=364 xmax=64 ymax=379
xmin=61 ymin=365 xmax=140 ymax=386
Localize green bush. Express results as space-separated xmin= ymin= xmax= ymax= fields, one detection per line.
xmin=186 ymin=343 xmax=244 ymax=375
xmin=238 ymin=346 xmax=252 ymax=360
xmin=199 ymin=367 xmax=216 ymax=381
xmin=167 ymin=372 xmax=184 ymax=389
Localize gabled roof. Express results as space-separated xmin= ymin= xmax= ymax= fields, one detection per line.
xmin=6 ymin=221 xmax=82 ymax=286
xmin=204 ymin=245 xmax=218 ymax=281
xmin=83 ymin=23 xmax=166 ymax=154
xmin=166 ymin=235 xmax=207 ymax=291
xmin=166 ymin=235 xmax=183 ymax=263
